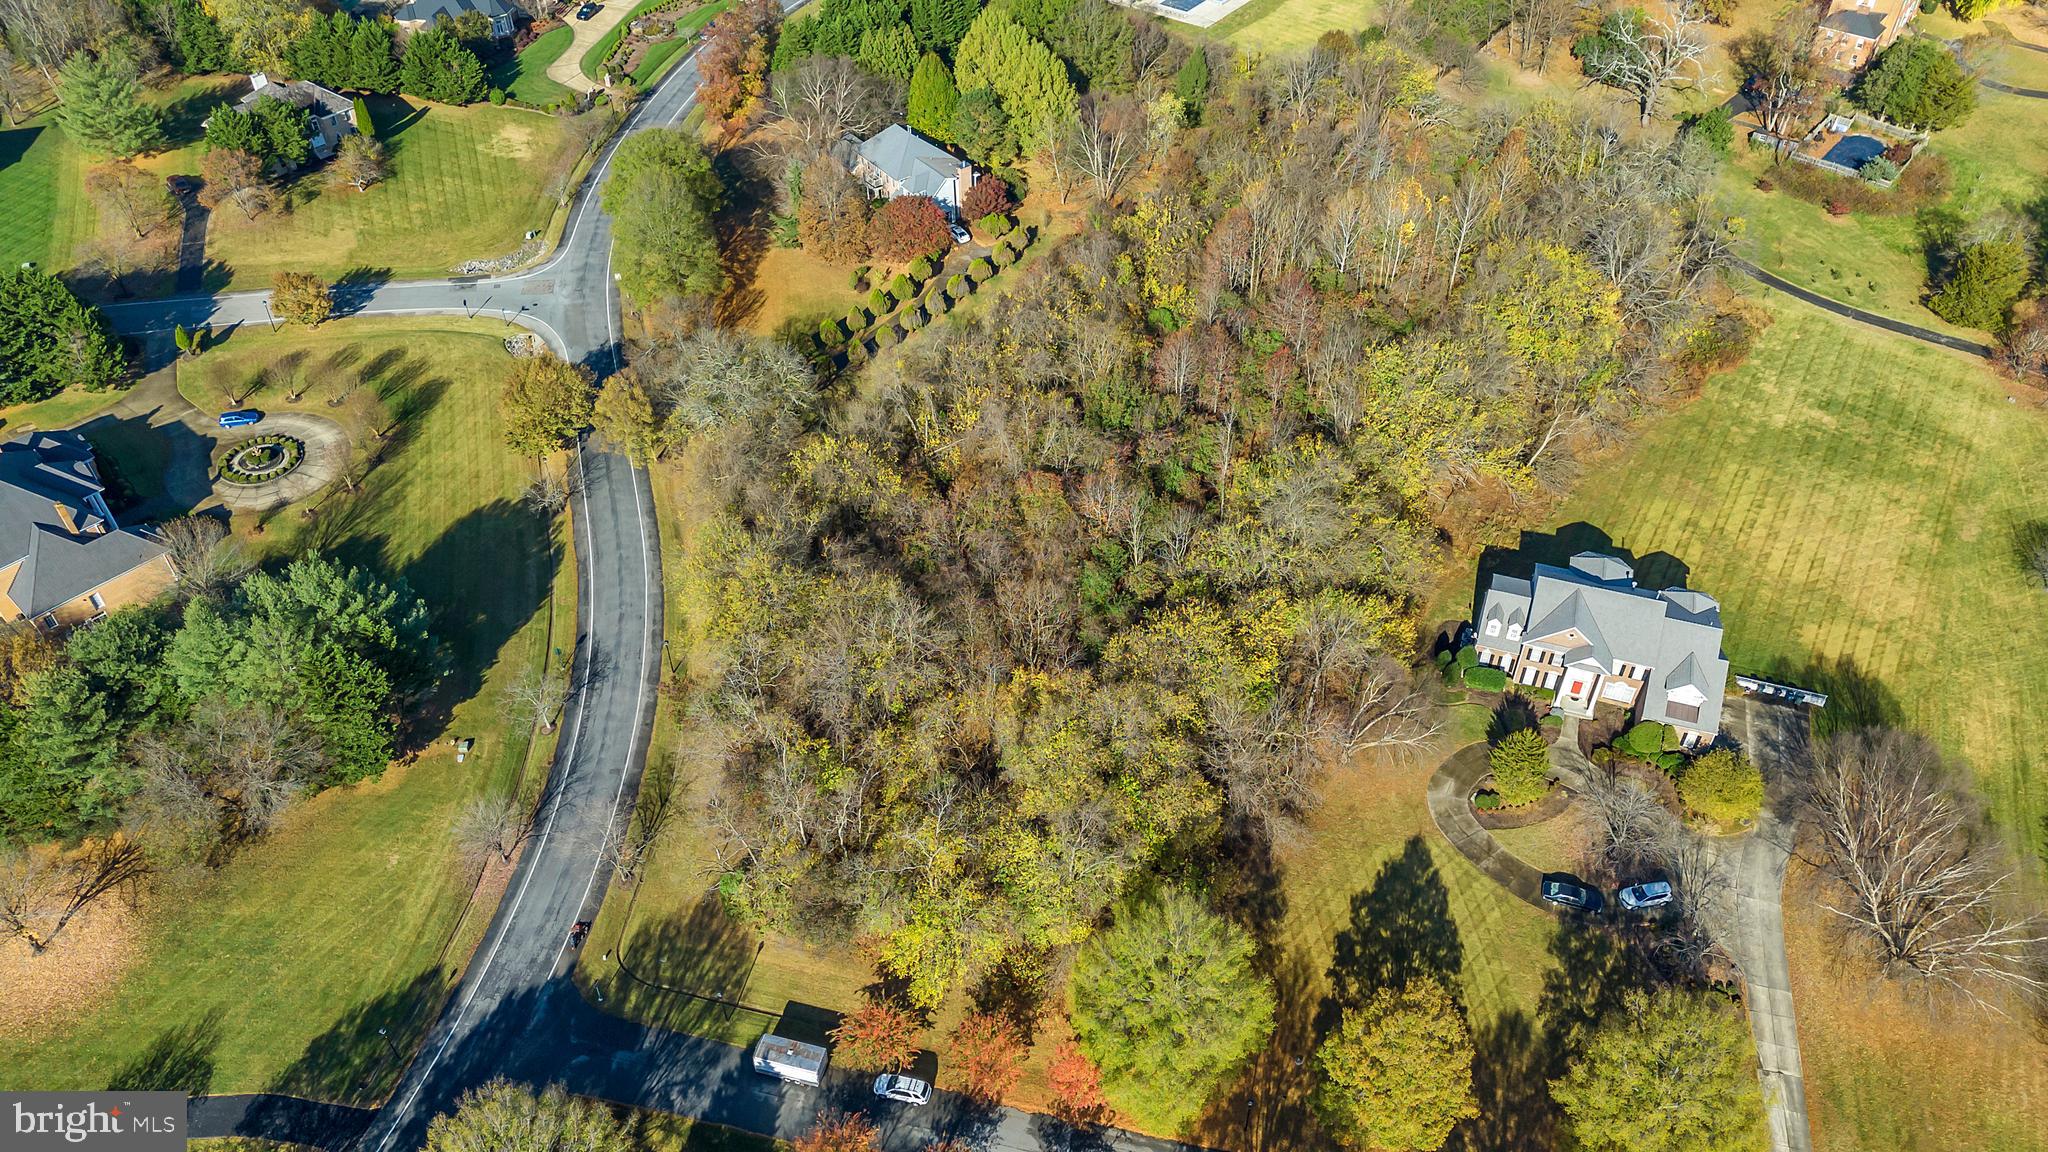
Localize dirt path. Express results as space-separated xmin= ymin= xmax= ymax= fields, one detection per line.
xmin=547 ymin=5 xmax=633 ymax=93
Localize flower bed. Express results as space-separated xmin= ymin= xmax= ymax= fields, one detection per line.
xmin=218 ymin=434 xmax=305 ymax=485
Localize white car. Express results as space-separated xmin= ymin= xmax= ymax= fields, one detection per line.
xmin=1619 ymin=880 xmax=1674 ymax=910
xmin=949 ymin=223 xmax=971 ymax=245
xmin=873 ymin=1073 xmax=932 ymax=1105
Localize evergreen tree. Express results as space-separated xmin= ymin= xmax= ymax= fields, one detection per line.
xmin=0 ymin=665 xmax=130 ymax=840
xmin=1314 ymin=976 xmax=1477 ymax=1152
xmin=0 ymin=269 xmax=126 ymax=402
xmin=401 ymin=27 xmax=487 ymax=105
xmin=288 ymin=11 xmax=354 ymax=91
xmin=1927 ymin=236 xmax=2029 ymax=331
xmin=206 ymin=97 xmax=313 ymax=169
xmin=1174 ymin=45 xmax=1209 ymax=119
xmin=953 ymin=8 xmax=1077 ymax=150
xmin=909 ymin=0 xmax=978 ymax=54
xmin=349 ymin=19 xmax=401 ymax=93
xmin=55 ymin=51 xmax=165 ymax=158
xmin=949 ymin=86 xmax=1013 ymax=165
xmin=170 ymin=0 xmax=239 ymax=74
xmin=858 ymin=23 xmax=919 ymax=82
xmin=1551 ymin=989 xmax=1768 ymax=1152
xmin=908 ymin=52 xmax=959 ymax=141
xmin=1853 ymin=35 xmax=1976 ymax=130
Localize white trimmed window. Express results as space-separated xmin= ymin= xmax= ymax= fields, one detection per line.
xmin=1484 ymin=618 xmax=1500 ymax=637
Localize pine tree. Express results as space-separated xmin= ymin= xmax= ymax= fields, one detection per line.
xmin=858 ymin=23 xmax=919 ymax=82
xmin=1174 ymin=45 xmax=1209 ymax=119
xmin=55 ymin=51 xmax=165 ymax=158
xmin=401 ymin=27 xmax=486 ymax=105
xmin=907 ymin=52 xmax=959 ymax=140
xmin=953 ymin=9 xmax=1076 ymax=150
xmin=171 ymin=0 xmax=238 ymax=74
xmin=909 ymin=0 xmax=979 ymax=54
xmin=1928 ymin=237 xmax=2029 ymax=331
xmin=288 ymin=11 xmax=354 ymax=91
xmin=350 ymin=19 xmax=401 ymax=93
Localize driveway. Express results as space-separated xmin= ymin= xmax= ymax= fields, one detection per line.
xmin=548 ymin=4 xmax=631 ymax=93
xmin=213 ymin=412 xmax=350 ymax=511
xmin=80 ymin=363 xmax=218 ymax=520
xmin=1716 ymin=697 xmax=1816 ymax=1152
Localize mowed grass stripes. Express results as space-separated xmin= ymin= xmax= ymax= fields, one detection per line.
xmin=204 ymin=97 xmax=578 ymax=287
xmin=1561 ymin=298 xmax=2048 ymax=840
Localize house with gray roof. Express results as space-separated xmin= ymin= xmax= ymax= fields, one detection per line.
xmin=395 ymin=0 xmax=517 ymax=39
xmin=0 ymin=431 xmax=173 ymax=632
xmin=1472 ymin=551 xmax=1730 ymax=746
xmin=212 ymin=73 xmax=359 ymax=162
xmin=836 ymin=124 xmax=976 ymax=219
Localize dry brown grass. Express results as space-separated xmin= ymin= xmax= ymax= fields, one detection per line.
xmin=0 ymin=896 xmax=143 ymax=1037
xmin=1783 ymin=859 xmax=2048 ymax=1152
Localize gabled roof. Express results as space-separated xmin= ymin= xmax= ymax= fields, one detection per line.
xmin=853 ymin=125 xmax=969 ymax=201
xmin=235 ymin=75 xmax=349 ymax=119
xmin=1820 ymin=9 xmax=1886 ymax=38
xmin=1474 ymin=551 xmax=1730 ymax=733
xmin=395 ymin=0 xmax=514 ymax=23
xmin=0 ymin=431 xmax=167 ymax=618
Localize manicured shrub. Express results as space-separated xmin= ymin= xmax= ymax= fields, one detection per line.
xmin=1655 ymin=751 xmax=1687 ymax=777
xmin=1472 ymin=791 xmax=1502 ymax=810
xmin=1525 ymin=684 xmax=1557 ymax=702
xmin=1488 ymin=729 xmax=1551 ymax=807
xmin=1434 ymin=650 xmax=1455 ymax=668
xmin=1454 ymin=645 xmax=1479 ymax=669
xmin=846 ymin=306 xmax=870 ymax=331
xmin=1860 ymin=156 xmax=1900 ymax=183
xmin=889 ymin=273 xmax=914 ymax=303
xmin=992 ymin=243 xmax=1016 ymax=267
xmin=1678 ymin=749 xmax=1764 ymax=825
xmin=868 ymin=288 xmax=889 ymax=314
xmin=903 ymin=308 xmax=925 ymax=330
xmin=818 ymin=317 xmax=844 ymax=346
xmin=968 ymin=257 xmax=993 ymax=279
xmin=928 ymin=292 xmax=950 ymax=314
xmin=1462 ymin=666 xmax=1507 ymax=693
xmin=876 ymin=325 xmax=899 ymax=347
xmin=947 ymin=273 xmax=967 ymax=295
xmin=1621 ymin=721 xmax=1670 ymax=759
xmin=1540 ymin=713 xmax=1563 ymax=728
xmin=908 ymin=255 xmax=935 ymax=281
xmin=488 ymin=86 xmax=507 ymax=105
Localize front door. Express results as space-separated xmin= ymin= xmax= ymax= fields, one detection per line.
xmin=1561 ymin=672 xmax=1599 ymax=713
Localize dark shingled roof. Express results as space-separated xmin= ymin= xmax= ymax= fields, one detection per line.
xmin=395 ymin=0 xmax=515 ymax=22
xmin=1821 ymin=10 xmax=1886 ymax=38
xmin=0 ymin=431 xmax=167 ymax=619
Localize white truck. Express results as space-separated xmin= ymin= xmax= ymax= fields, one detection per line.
xmin=752 ymin=1034 xmax=828 ymax=1087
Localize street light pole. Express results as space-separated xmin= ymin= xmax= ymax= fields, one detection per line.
xmin=262 ymin=298 xmax=278 ymax=332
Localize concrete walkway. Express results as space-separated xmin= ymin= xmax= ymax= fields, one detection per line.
xmin=547 ymin=6 xmax=631 ymax=93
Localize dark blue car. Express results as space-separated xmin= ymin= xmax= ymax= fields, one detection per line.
xmin=218 ymin=410 xmax=262 ymax=429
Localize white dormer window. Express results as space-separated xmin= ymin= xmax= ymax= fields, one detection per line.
xmin=1506 ymin=623 xmax=1522 ymax=640
xmin=1484 ymin=619 xmax=1500 ymax=637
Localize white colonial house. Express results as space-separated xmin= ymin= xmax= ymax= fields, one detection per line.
xmin=1472 ymin=551 xmax=1730 ymax=747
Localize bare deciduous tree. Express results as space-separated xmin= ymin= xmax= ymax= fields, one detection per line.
xmin=160 ymin=515 xmax=245 ymax=600
xmin=506 ymin=667 xmax=572 ymax=734
xmin=1581 ymin=759 xmax=1671 ymax=872
xmin=1802 ymin=726 xmax=2048 ymax=1011
xmin=452 ymin=795 xmax=535 ymax=871
xmin=0 ymin=834 xmax=148 ymax=953
xmin=1728 ymin=12 xmax=1826 ymax=157
xmin=1054 ymin=97 xmax=1147 ymax=206
xmin=131 ymin=699 xmax=324 ymax=867
xmin=523 ymin=469 xmax=573 ymax=519
xmin=771 ymin=54 xmax=897 ymax=155
xmin=1580 ymin=2 xmax=1711 ymax=126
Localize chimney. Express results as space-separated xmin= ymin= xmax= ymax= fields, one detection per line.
xmin=52 ymin=502 xmax=76 ymax=534
xmin=250 ymin=71 xmax=270 ymax=92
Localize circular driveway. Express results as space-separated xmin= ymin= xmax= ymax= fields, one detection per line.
xmin=214 ymin=412 xmax=349 ymax=510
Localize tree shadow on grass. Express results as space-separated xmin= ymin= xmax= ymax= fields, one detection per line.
xmin=607 ymin=893 xmax=767 ymax=1039
xmin=1758 ymin=653 xmax=1904 ymax=744
xmin=1190 ymin=944 xmax=1324 ymax=1152
xmin=266 ymin=969 xmax=451 ymax=1107
xmin=1488 ymin=693 xmax=1541 ymax=743
xmin=107 ymin=1008 xmax=226 ymax=1094
xmin=1326 ymin=835 xmax=1465 ymax=1022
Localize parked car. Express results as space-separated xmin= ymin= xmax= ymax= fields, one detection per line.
xmin=218 ymin=410 xmax=263 ymax=429
xmin=1619 ymin=880 xmax=1674 ymax=910
xmin=1541 ymin=876 xmax=1603 ymax=913
xmin=575 ymin=2 xmax=602 ymax=18
xmin=948 ymin=222 xmax=971 ymax=245
xmin=873 ymin=1073 xmax=932 ymax=1105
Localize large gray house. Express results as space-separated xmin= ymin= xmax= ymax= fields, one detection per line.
xmin=213 ymin=73 xmax=359 ymax=162
xmin=1472 ymin=551 xmax=1730 ymax=746
xmin=395 ymin=0 xmax=518 ymax=39
xmin=0 ymin=431 xmax=172 ymax=632
xmin=837 ymin=124 xmax=976 ymax=219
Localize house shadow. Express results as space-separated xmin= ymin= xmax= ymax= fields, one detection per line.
xmin=76 ymin=404 xmax=216 ymax=521
xmin=1326 ymin=835 xmax=1464 ymax=1023
xmin=107 ymin=1008 xmax=226 ymax=1094
xmin=1473 ymin=523 xmax=1694 ymax=619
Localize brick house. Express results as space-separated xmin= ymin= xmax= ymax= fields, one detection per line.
xmin=836 ymin=124 xmax=976 ymax=220
xmin=0 ymin=432 xmax=173 ymax=632
xmin=1472 ymin=552 xmax=1730 ymax=747
xmin=1810 ymin=0 xmax=1918 ymax=75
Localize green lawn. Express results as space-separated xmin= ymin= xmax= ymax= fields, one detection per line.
xmin=0 ymin=317 xmax=574 ymax=1101
xmin=1555 ymin=295 xmax=2048 ymax=845
xmin=628 ymin=3 xmax=729 ymax=88
xmin=0 ymin=74 xmax=232 ymax=274
xmin=1208 ymin=0 xmax=1379 ymax=54
xmin=1550 ymin=293 xmax=2048 ymax=1150
xmin=496 ymin=25 xmax=577 ymax=106
xmin=0 ymin=385 xmax=127 ymax=433
xmin=1718 ymin=88 xmax=2048 ymax=338
xmin=582 ymin=0 xmax=675 ymax=81
xmin=203 ymin=96 xmax=578 ymax=287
